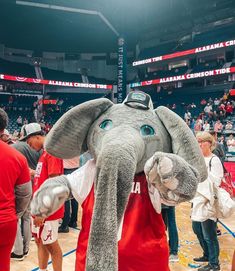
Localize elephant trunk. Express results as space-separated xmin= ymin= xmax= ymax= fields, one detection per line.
xmin=86 ymin=129 xmax=144 ymax=271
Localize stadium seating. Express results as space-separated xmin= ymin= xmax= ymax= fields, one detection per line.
xmin=138 ymin=24 xmax=235 ymax=61
xmin=0 ymin=58 xmax=36 ymax=78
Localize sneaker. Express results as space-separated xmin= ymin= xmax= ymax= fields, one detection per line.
xmin=58 ymin=226 xmax=69 ymax=233
xmin=194 ymin=256 xmax=209 ymax=262
xmin=11 ymin=252 xmax=24 ymax=261
xmin=198 ymin=264 xmax=220 ymax=271
xmin=68 ymin=222 xmax=78 ymax=229
xmin=169 ymin=254 xmax=179 ymax=262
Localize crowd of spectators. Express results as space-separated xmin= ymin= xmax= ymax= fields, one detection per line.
xmin=1 ymin=91 xmax=235 ymax=156
xmin=178 ymin=92 xmax=235 ymax=154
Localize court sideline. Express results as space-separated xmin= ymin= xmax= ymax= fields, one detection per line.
xmin=11 ymin=203 xmax=235 ymax=271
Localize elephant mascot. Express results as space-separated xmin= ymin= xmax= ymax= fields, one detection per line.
xmin=31 ymin=91 xmax=207 ymax=271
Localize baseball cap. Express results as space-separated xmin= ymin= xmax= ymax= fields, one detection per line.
xmin=123 ymin=91 xmax=153 ymax=110
xmin=20 ymin=123 xmax=43 ymax=141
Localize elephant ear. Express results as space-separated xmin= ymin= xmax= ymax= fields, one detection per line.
xmin=155 ymin=106 xmax=207 ymax=182
xmin=45 ymin=98 xmax=113 ymax=159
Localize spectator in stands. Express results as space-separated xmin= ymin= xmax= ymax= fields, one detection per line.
xmin=184 ymin=110 xmax=191 ymax=123
xmin=204 ymin=103 xmax=213 ymax=117
xmin=203 ymin=120 xmax=210 ymax=132
xmin=214 ymin=98 xmax=220 ymax=108
xmin=33 ymin=101 xmax=37 ymax=109
xmin=218 ymin=110 xmax=225 ymax=121
xmin=227 ymin=134 xmax=235 ymax=153
xmin=209 ymin=131 xmax=226 ymax=163
xmin=222 ymin=91 xmax=228 ymax=102
xmin=231 ymin=99 xmax=235 ymax=108
xmin=13 ymin=130 xmax=19 ymax=140
xmin=23 ymin=118 xmax=28 ymax=125
xmin=0 ymin=129 xmax=14 ymax=144
xmin=45 ymin=122 xmax=51 ymax=133
xmin=17 ymin=115 xmax=23 ymax=127
xmin=218 ymin=136 xmax=227 ymax=153
xmin=225 ymin=121 xmax=233 ymax=131
xmin=40 ymin=121 xmax=45 ymax=131
xmin=194 ymin=119 xmax=202 ymax=133
xmin=57 ymin=99 xmax=64 ymax=106
xmin=191 ymin=102 xmax=197 ymax=109
xmin=0 ymin=108 xmax=31 ymax=271
xmin=22 ymin=123 xmax=64 ymax=271
xmin=190 ymin=118 xmax=196 ymax=131
xmin=33 ymin=108 xmax=38 ymax=122
xmin=208 ymin=97 xmax=213 ymax=104
xmin=8 ymin=95 xmax=14 ymax=105
xmin=218 ymin=103 xmax=226 ymax=114
xmin=201 ymin=99 xmax=207 ymax=106
xmin=225 ymin=102 xmax=233 ymax=117
xmin=214 ymin=120 xmax=223 ymax=133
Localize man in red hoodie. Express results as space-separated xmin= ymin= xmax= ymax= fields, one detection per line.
xmin=0 ymin=109 xmax=31 ymax=271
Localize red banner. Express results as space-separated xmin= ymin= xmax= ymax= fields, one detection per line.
xmin=0 ymin=74 xmax=113 ymax=90
xmin=133 ymin=39 xmax=235 ymax=66
xmin=229 ymin=89 xmax=235 ymax=96
xmin=130 ymin=67 xmax=235 ymax=88
xmin=38 ymin=99 xmax=57 ymax=105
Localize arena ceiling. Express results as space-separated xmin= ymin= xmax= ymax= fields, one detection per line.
xmin=1 ymin=0 xmax=235 ymax=54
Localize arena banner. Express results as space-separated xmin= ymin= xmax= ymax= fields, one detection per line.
xmin=11 ymin=89 xmax=43 ymax=95
xmin=0 ymin=74 xmax=113 ymax=90
xmin=117 ymin=37 xmax=127 ymax=103
xmin=133 ymin=39 xmax=235 ymax=66
xmin=130 ymin=67 xmax=235 ymax=88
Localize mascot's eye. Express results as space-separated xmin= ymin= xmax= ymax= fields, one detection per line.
xmin=140 ymin=125 xmax=155 ymax=136
xmin=99 ymin=120 xmax=113 ymax=131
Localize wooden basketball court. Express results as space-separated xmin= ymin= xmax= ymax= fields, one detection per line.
xmin=11 ymin=202 xmax=235 ymax=271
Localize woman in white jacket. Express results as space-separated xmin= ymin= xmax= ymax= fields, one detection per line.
xmin=191 ymin=131 xmax=224 ymax=271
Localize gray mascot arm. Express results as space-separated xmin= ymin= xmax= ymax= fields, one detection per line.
xmin=144 ymin=106 xmax=207 ymax=206
xmin=145 ymin=152 xmax=200 ymax=205
xmin=31 ymin=175 xmax=71 ymax=218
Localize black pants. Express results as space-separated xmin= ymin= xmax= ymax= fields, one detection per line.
xmin=60 ymin=168 xmax=79 ymax=228
xmin=61 ymin=198 xmax=78 ymax=228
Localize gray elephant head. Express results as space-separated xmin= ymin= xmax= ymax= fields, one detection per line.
xmin=45 ymin=91 xmax=206 ymax=271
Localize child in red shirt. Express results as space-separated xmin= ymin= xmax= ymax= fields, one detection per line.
xmin=21 ymin=123 xmax=64 ymax=271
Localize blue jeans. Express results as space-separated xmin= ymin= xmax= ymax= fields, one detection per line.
xmin=192 ymin=220 xmax=220 ymax=266
xmin=162 ymin=206 xmax=179 ymax=255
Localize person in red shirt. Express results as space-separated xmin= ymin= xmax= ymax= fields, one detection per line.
xmin=0 ymin=108 xmax=31 ymax=271
xmin=213 ymin=120 xmax=223 ymax=133
xmin=21 ymin=123 xmax=64 ymax=271
xmin=225 ymin=102 xmax=233 ymax=117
